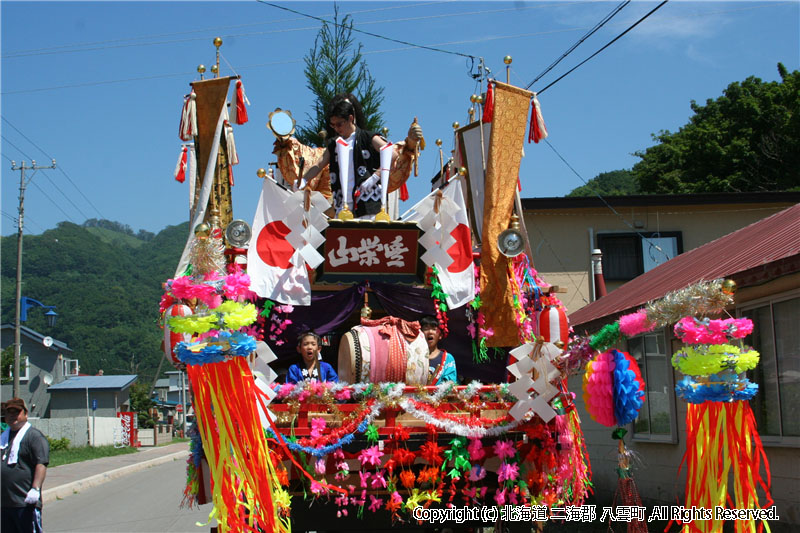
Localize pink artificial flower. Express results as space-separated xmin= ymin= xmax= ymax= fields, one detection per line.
xmin=479 ymin=487 xmax=488 ymax=499
xmin=509 ymin=490 xmax=519 ymax=505
xmin=333 ymin=449 xmax=345 ymax=460
xmin=276 ymin=383 xmax=295 ymax=399
xmin=310 ymin=417 xmax=327 ymax=439
xmin=359 ymin=470 xmax=370 ymax=488
xmin=493 ymin=439 xmax=515 ymax=460
xmin=358 ymin=445 xmax=384 ymax=468
xmin=497 ymin=462 xmax=519 ymax=483
xmin=467 ymin=438 xmax=485 ymax=461
xmin=334 ymin=388 xmax=352 ymax=401
xmin=315 ymin=458 xmax=327 ymax=475
xmin=369 ymin=495 xmax=383 ymax=512
xmin=310 ymin=480 xmax=327 ymax=496
xmin=494 ymin=488 xmax=507 ymax=506
xmin=462 ymin=486 xmax=477 ymax=500
xmin=469 ymin=465 xmax=486 ymax=481
xmin=370 ymin=471 xmax=387 ymax=489
xmin=223 ymin=272 xmax=252 ymax=301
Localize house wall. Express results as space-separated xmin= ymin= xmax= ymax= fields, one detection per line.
xmin=571 ymin=272 xmax=800 ymax=529
xmin=1 ymin=328 xmax=72 ymax=418
xmin=30 ymin=416 xmax=123 ymax=447
xmin=49 ymin=389 xmax=130 ymax=418
xmin=524 ymin=201 xmax=792 ymax=314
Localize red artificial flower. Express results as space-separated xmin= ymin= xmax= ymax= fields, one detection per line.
xmin=393 ymin=424 xmax=410 ymax=441
xmin=399 ymin=470 xmax=416 ymax=489
xmin=385 ymin=492 xmax=403 ymax=513
xmin=392 ymin=448 xmax=416 ymax=466
xmin=419 ymin=441 xmax=444 ymax=466
xmin=417 ymin=466 xmax=440 ymax=485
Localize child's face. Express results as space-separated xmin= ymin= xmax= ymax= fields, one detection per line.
xmin=298 ymin=336 xmax=320 ymax=364
xmin=421 ymin=325 xmax=442 ymax=353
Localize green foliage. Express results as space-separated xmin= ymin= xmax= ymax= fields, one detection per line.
xmin=1 ymin=345 xmax=17 ymax=384
xmin=47 ymin=436 xmax=70 ymax=451
xmin=567 ymin=169 xmax=639 ymax=197
xmin=296 ymin=5 xmax=385 ymax=147
xmin=0 ymin=221 xmax=189 ymax=383
xmin=129 ymin=382 xmax=156 ymax=428
xmin=633 ymin=63 xmax=800 ymax=193
xmin=49 ymin=444 xmax=137 ymax=467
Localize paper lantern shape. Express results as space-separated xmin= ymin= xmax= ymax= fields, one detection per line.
xmin=164 ymin=304 xmax=192 ymax=366
xmin=539 ymin=305 xmax=568 ymax=344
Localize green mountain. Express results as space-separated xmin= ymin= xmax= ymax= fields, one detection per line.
xmin=1 ymin=220 xmax=189 ymax=382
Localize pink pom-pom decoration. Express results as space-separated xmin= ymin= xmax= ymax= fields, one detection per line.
xmin=674 ymin=316 xmax=754 ymax=345
xmin=582 ymin=350 xmax=616 ymax=427
xmin=619 ymin=309 xmax=655 ymax=337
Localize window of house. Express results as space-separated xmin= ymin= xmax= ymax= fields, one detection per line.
xmin=4 ymin=355 xmax=29 ymax=382
xmin=63 ymin=358 xmax=79 ymax=376
xmin=629 ymin=331 xmax=678 ymax=442
xmin=597 ymin=232 xmax=682 ymax=281
xmin=740 ymin=293 xmax=800 ymax=445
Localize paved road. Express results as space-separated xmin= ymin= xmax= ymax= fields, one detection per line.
xmin=44 ymin=454 xmax=215 ymax=533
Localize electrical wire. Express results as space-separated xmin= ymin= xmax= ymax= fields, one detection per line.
xmin=526 ymin=1 xmax=630 ymax=90
xmin=258 ymin=1 xmax=477 ymax=60
xmin=1 ymin=135 xmax=34 ymax=161
xmin=2 ymin=117 xmax=107 ymax=220
xmin=28 ymin=178 xmax=77 ymax=224
xmin=543 ymin=138 xmax=671 ymax=262
xmin=536 ymin=1 xmax=669 ymax=95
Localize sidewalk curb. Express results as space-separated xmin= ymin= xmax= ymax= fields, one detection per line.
xmin=42 ymin=450 xmax=189 ymax=504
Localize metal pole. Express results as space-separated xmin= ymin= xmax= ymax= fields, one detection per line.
xmin=86 ymin=387 xmax=91 ymax=446
xmin=11 ymin=159 xmax=56 ymax=398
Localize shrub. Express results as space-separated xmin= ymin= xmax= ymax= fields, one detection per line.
xmin=47 ymin=436 xmax=71 ymax=451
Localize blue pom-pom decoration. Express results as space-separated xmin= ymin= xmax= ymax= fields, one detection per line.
xmin=675 ymin=374 xmax=758 ymax=404
xmin=176 ymin=331 xmax=257 ymax=366
xmin=611 ymin=350 xmax=646 ymax=426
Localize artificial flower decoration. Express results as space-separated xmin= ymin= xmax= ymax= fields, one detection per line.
xmin=358 ymin=445 xmax=384 ymax=468
xmin=493 ymin=439 xmax=515 ymax=461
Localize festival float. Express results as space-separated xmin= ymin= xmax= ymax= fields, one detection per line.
xmin=160 ymin=40 xmax=597 ymax=533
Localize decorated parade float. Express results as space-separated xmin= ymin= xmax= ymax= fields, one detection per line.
xmin=160 ymin=41 xmax=773 ymax=533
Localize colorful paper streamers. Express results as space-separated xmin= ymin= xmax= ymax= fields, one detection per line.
xmin=582 ymin=350 xmax=645 ymax=428
xmin=187 ymin=357 xmax=290 ymax=533
xmin=675 ymin=401 xmax=773 ymax=533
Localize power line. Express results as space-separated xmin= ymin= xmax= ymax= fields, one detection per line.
xmin=1 ymin=135 xmax=34 ymax=160
xmin=526 ymin=1 xmax=630 ymax=90
xmin=543 ymin=138 xmax=671 ymax=262
xmin=258 ymin=1 xmax=477 ymax=60
xmin=536 ymin=1 xmax=669 ymax=95
xmin=1 ymin=117 xmax=107 ymax=220
xmin=28 ymin=178 xmax=76 ymax=224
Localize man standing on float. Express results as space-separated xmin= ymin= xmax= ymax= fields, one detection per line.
xmin=301 ymin=93 xmax=423 ymax=219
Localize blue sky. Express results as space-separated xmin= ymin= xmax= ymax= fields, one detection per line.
xmin=2 ymin=1 xmax=798 ymax=236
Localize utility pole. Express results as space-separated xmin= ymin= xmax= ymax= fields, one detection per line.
xmin=12 ymin=159 xmax=56 ymax=398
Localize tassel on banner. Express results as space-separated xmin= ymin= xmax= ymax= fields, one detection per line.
xmin=482 ymin=81 xmax=494 ymax=123
xmin=179 ymin=91 xmax=197 ymax=141
xmin=235 ymin=80 xmax=250 ymax=125
xmin=224 ymin=121 xmax=239 ymax=186
xmin=174 ymin=146 xmax=188 ymax=183
xmin=399 ymin=181 xmax=409 ymax=201
xmin=528 ymin=92 xmax=548 ymax=144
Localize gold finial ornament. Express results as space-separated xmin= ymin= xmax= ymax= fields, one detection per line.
xmin=452 ymin=121 xmax=460 ymax=130
xmin=194 ymin=223 xmax=211 ymax=239
xmin=475 ymin=94 xmax=484 ymax=104
xmin=213 ymin=37 xmax=223 ymax=48
xmin=375 ymin=208 xmax=391 ymax=222
xmin=197 ymin=64 xmax=206 ymax=73
xmin=211 ymin=65 xmax=219 ymax=74
xmin=338 ymin=207 xmax=355 ymax=221
xmin=256 ymin=168 xmax=267 ymax=178
xmin=470 ymin=94 xmax=478 ymax=103
xmin=458 ymin=167 xmax=467 ymax=176
xmin=721 ymin=279 xmax=737 ymax=295
xmin=435 ymin=139 xmax=442 ymax=147
xmin=381 ymin=127 xmax=389 ymax=137
xmin=504 ymin=55 xmax=513 ymax=65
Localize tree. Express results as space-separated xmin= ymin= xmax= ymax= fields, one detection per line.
xmin=633 ymin=63 xmax=800 ymax=194
xmin=129 ymin=382 xmax=156 ymax=429
xmin=296 ymin=5 xmax=385 ymax=147
xmin=567 ymin=169 xmax=639 ymax=197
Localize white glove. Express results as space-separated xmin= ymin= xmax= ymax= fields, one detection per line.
xmin=357 ymin=173 xmax=380 ymax=198
xmin=24 ymin=488 xmax=40 ymax=504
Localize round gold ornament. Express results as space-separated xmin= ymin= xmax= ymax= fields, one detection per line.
xmin=194 ymin=223 xmax=211 ymax=239
xmin=722 ymin=279 xmax=737 ymax=295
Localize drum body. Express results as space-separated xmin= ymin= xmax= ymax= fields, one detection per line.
xmin=338 ymin=325 xmax=428 ymax=385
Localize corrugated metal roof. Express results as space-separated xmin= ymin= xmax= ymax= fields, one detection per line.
xmin=48 ymin=375 xmax=137 ymax=390
xmin=570 ymin=203 xmax=800 ymax=328
xmin=1 ymin=324 xmax=72 ymax=352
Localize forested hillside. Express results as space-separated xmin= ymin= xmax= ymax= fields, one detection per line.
xmin=1 ymin=221 xmax=189 ymax=382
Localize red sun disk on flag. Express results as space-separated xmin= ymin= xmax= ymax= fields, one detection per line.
xmin=446 ymin=223 xmax=472 ymax=273
xmin=256 ymin=221 xmax=295 ymax=269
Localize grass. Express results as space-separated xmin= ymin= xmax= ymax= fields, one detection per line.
xmin=156 ymin=437 xmax=189 ymax=447
xmin=49 ymin=444 xmax=138 ymax=467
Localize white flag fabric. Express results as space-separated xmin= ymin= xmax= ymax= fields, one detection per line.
xmin=247 ymin=179 xmax=312 ymax=305
xmin=438 ymin=178 xmax=475 ymax=309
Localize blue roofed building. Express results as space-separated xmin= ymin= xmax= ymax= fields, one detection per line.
xmin=47 ymin=374 xmax=138 ymax=418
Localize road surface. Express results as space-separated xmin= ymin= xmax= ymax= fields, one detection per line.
xmin=44 ymin=455 xmax=215 ymax=532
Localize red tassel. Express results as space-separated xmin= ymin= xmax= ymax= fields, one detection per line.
xmin=400 ymin=182 xmax=409 ymax=202
xmin=482 ymin=82 xmax=494 ymax=123
xmin=174 ymin=146 xmax=188 ymax=183
xmin=235 ymin=80 xmax=249 ymax=125
xmin=528 ymin=93 xmax=548 ymax=144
